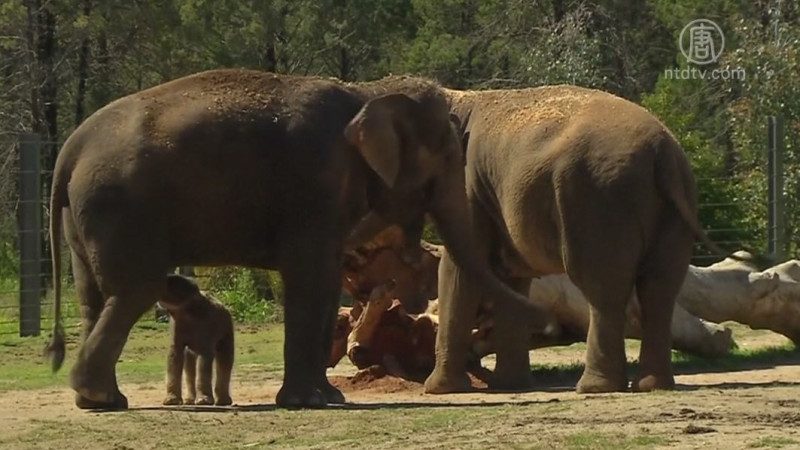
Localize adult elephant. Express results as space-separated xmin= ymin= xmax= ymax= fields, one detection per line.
xmin=45 ymin=70 xmax=548 ymax=409
xmin=425 ymin=86 xmax=712 ymax=394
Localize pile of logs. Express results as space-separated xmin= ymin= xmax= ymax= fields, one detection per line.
xmin=330 ymin=230 xmax=800 ymax=381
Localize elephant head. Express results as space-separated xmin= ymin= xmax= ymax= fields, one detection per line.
xmin=158 ymin=274 xmax=204 ymax=313
xmin=344 ymin=88 xmax=549 ymax=325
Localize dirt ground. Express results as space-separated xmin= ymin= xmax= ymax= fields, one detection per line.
xmin=2 ymin=326 xmax=799 ymax=449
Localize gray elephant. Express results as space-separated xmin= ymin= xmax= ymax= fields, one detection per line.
xmin=45 ymin=70 xmax=546 ymax=409
xmin=424 ymin=86 xmax=713 ymax=394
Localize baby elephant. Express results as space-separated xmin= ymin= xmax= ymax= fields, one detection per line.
xmin=159 ymin=274 xmax=234 ymax=406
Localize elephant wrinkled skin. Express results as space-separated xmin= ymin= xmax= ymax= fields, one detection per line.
xmin=425 ymin=86 xmax=707 ymax=394
xmin=45 ymin=70 xmax=543 ymax=409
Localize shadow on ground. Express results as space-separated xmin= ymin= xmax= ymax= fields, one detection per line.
xmin=103 ymin=398 xmax=561 ymax=414
xmin=532 ymin=344 xmax=800 ymax=390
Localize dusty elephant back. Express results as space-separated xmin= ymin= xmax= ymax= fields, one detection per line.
xmin=447 ymin=85 xmax=667 ymax=147
xmin=53 ymin=70 xmax=367 ymax=269
xmin=446 ymin=85 xmax=691 ymax=277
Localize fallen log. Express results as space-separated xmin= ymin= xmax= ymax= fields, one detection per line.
xmin=516 ymin=273 xmax=735 ymax=358
xmin=675 ymin=253 xmax=800 ymax=344
xmin=330 ymin=239 xmax=800 ymax=386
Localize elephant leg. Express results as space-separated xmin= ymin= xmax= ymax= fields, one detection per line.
xmin=70 ymin=249 xmax=105 ymax=342
xmin=184 ymin=350 xmax=197 ymax=404
xmin=64 ymin=213 xmax=104 ymax=341
xmin=491 ymin=277 xmax=534 ymax=390
xmin=163 ymin=341 xmax=184 ymax=405
xmin=214 ymin=334 xmax=234 ymax=406
xmin=424 ymin=249 xmax=482 ymax=394
xmin=68 ymin=213 xmax=168 ymax=410
xmin=194 ymin=353 xmax=215 ymax=405
xmin=554 ymin=176 xmax=640 ymax=394
xmin=633 ymin=279 xmax=676 ymax=392
xmin=317 ymin=297 xmax=345 ymax=404
xmin=276 ymin=234 xmax=341 ymax=408
xmin=71 ymin=282 xmax=161 ymax=409
xmin=576 ymin=294 xmax=630 ymax=393
xmin=634 ymin=217 xmax=692 ymax=392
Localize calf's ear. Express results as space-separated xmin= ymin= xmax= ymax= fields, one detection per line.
xmin=345 ymin=94 xmax=418 ymax=188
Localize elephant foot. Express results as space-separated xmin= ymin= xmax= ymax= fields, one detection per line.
xmin=633 ymin=373 xmax=674 ymax=392
xmin=184 ymin=396 xmax=196 ymax=405
xmin=576 ymin=370 xmax=628 ymax=394
xmin=424 ymin=367 xmax=472 ymax=394
xmin=194 ymin=395 xmax=214 ymax=405
xmin=71 ymin=362 xmax=127 ymax=409
xmin=74 ymin=390 xmax=128 ymax=410
xmin=162 ymin=394 xmax=182 ymax=406
xmin=214 ymin=395 xmax=233 ymax=406
xmin=276 ymin=384 xmax=327 ymax=409
xmin=318 ymin=379 xmax=346 ymax=404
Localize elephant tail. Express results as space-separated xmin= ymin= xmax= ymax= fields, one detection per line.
xmin=44 ymin=160 xmax=67 ymax=372
xmin=654 ymin=133 xmax=729 ymax=258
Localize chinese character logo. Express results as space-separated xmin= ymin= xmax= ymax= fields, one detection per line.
xmin=679 ymin=19 xmax=725 ymax=65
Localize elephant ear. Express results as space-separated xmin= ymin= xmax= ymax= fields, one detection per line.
xmin=345 ymin=94 xmax=418 ymax=188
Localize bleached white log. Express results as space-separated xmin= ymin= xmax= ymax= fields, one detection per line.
xmin=677 ymin=253 xmax=800 ymax=344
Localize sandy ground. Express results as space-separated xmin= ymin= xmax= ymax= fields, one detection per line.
xmin=1 ymin=329 xmax=799 ymax=449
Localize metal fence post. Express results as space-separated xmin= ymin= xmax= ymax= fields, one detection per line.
xmin=19 ymin=133 xmax=42 ymax=337
xmin=767 ymin=116 xmax=786 ymax=262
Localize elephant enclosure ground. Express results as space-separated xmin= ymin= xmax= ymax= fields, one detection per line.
xmin=2 ymin=323 xmax=800 ymax=449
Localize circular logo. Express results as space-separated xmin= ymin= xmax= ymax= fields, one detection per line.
xmin=679 ymin=19 xmax=725 ymax=65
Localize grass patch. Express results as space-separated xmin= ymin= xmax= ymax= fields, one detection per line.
xmin=671 ymin=343 xmax=799 ymax=374
xmin=564 ymin=431 xmax=670 ymax=449
xmin=2 ymin=402 xmax=653 ymax=449
xmin=749 ymin=436 xmax=800 ymax=448
xmin=0 ymin=321 xmax=285 ymax=391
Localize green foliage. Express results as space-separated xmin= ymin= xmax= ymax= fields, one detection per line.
xmin=0 ymin=239 xmax=16 ymax=282
xmin=726 ymin=17 xmax=800 ymax=255
xmin=197 ymin=268 xmax=283 ymax=323
xmin=641 ymin=4 xmax=800 ymax=258
xmin=642 ymin=75 xmax=759 ymax=257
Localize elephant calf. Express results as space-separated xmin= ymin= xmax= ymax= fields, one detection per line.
xmin=160 ymin=275 xmax=234 ymax=406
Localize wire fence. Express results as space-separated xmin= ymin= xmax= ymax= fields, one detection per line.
xmin=0 ymin=128 xmax=788 ymax=338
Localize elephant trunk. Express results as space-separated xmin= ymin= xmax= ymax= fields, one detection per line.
xmin=429 ymin=165 xmax=554 ymax=333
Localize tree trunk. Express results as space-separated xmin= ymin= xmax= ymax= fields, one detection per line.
xmin=26 ymin=0 xmax=58 ymax=286
xmin=265 ymin=41 xmax=277 ymax=72
xmin=339 ymin=46 xmax=350 ymax=81
xmin=24 ymin=0 xmax=40 ymax=130
xmin=74 ymin=0 xmax=93 ymax=126
xmin=552 ymin=0 xmax=565 ymax=23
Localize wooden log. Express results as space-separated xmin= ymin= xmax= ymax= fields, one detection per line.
xmin=676 ymin=253 xmax=800 ymax=344
xmin=467 ymin=273 xmax=737 ymax=358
